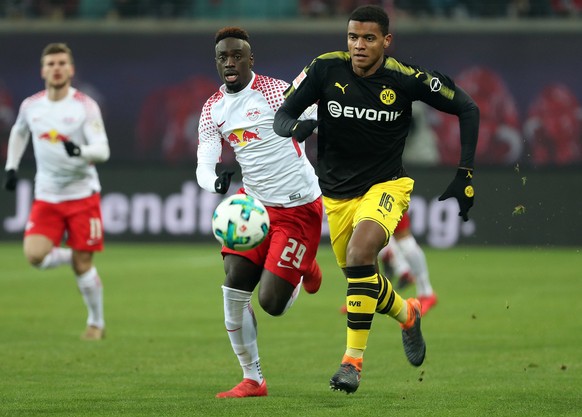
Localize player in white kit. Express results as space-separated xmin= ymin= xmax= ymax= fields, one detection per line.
xmin=3 ymin=43 xmax=110 ymax=340
xmin=197 ymin=27 xmax=323 ymax=398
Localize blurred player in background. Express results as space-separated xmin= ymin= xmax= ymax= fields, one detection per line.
xmin=378 ymin=212 xmax=437 ymax=314
xmin=196 ymin=27 xmax=323 ymax=398
xmin=402 ymin=101 xmax=440 ymax=166
xmin=274 ymin=5 xmax=479 ymax=393
xmin=2 ymin=43 xmax=110 ymax=340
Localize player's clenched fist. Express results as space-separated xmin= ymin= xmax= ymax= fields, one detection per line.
xmin=291 ymin=120 xmax=318 ymax=143
xmin=438 ymin=168 xmax=475 ymax=221
xmin=63 ymin=140 xmax=81 ymax=157
xmin=3 ymin=169 xmax=17 ymax=191
xmin=215 ymin=170 xmax=235 ymax=194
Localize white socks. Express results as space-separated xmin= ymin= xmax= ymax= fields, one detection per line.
xmin=39 ymin=247 xmax=72 ymax=270
xmin=397 ymin=235 xmax=433 ymax=297
xmin=385 ymin=238 xmax=411 ymax=278
xmin=222 ymin=286 xmax=263 ymax=384
xmin=282 ymin=278 xmax=301 ymax=315
xmin=38 ymin=248 xmax=104 ymax=329
xmin=76 ymin=267 xmax=104 ymax=329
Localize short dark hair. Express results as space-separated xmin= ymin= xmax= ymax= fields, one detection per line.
xmin=215 ymin=27 xmax=250 ymax=44
xmin=41 ymin=42 xmax=74 ymax=65
xmin=348 ymin=5 xmax=390 ymax=35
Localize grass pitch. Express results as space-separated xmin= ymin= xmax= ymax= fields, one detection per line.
xmin=0 ymin=242 xmax=580 ymax=417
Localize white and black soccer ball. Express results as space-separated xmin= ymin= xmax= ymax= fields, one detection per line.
xmin=212 ymin=194 xmax=270 ymax=251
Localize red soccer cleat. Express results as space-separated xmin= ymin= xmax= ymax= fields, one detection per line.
xmin=215 ymin=378 xmax=268 ymax=398
xmin=418 ymin=294 xmax=438 ymax=316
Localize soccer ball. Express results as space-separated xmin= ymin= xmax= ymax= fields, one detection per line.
xmin=212 ymin=194 xmax=270 ymax=251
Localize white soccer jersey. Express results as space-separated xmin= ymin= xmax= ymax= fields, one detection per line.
xmin=5 ymin=87 xmax=110 ymax=203
xmin=197 ymin=73 xmax=320 ymax=207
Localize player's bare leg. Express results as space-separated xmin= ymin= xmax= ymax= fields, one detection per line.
xmin=23 ymin=234 xmax=62 ymax=268
xmin=24 ymin=233 xmax=72 ymax=270
xmin=331 ymin=221 xmax=425 ymax=393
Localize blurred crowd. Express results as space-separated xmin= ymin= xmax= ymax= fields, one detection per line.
xmin=303 ymin=0 xmax=582 ymax=18
xmin=0 ymin=0 xmax=581 ymax=19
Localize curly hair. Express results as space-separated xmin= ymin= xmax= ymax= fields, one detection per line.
xmin=215 ymin=27 xmax=250 ymax=44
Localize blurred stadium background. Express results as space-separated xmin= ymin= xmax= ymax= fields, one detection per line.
xmin=1 ymin=0 xmax=581 ymax=247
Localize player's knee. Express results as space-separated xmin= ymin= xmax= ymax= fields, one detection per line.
xmin=27 ymin=257 xmax=43 ymax=268
xmin=23 ymin=237 xmax=53 ymax=268
xmin=258 ymin=294 xmax=286 ymax=317
xmin=346 ymin=245 xmax=377 ymax=266
xmin=25 ymin=251 xmax=47 ymax=268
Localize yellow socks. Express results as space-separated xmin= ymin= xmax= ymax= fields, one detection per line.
xmin=345 ymin=265 xmax=379 ymax=351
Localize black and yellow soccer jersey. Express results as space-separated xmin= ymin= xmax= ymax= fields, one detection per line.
xmin=277 ymin=51 xmax=478 ymax=199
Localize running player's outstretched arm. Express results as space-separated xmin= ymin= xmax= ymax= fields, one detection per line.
xmin=434 ymin=85 xmax=480 ymax=221
xmin=419 ymin=73 xmax=479 ymax=221
xmin=449 ymin=86 xmax=479 ymax=170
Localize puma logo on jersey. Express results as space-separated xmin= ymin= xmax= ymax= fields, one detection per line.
xmin=415 ymin=71 xmax=425 ymax=79
xmin=334 ymin=82 xmax=348 ymax=94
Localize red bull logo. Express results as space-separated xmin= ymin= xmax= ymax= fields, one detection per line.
xmin=227 ymin=128 xmax=262 ymax=147
xmin=39 ymin=129 xmax=68 ymax=144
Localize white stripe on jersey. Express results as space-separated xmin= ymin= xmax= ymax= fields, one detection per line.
xmin=10 ymin=87 xmax=109 ymax=203
xmin=197 ymin=73 xmax=320 ymax=207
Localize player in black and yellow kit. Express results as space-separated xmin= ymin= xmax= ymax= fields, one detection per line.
xmin=274 ymin=5 xmax=479 ymax=393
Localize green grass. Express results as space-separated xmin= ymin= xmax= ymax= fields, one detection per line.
xmin=0 ymin=242 xmax=580 ymax=416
